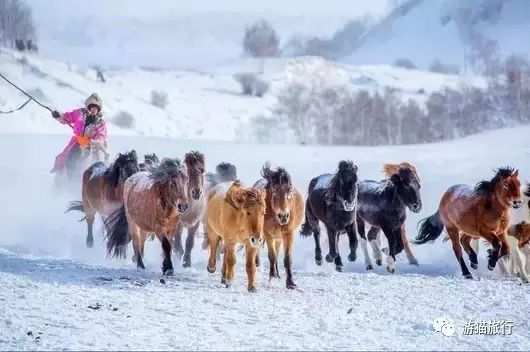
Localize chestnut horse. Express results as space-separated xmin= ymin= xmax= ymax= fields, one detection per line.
xmin=253 ymin=163 xmax=304 ymax=289
xmin=356 ymin=164 xmax=422 ymax=273
xmin=105 ymin=158 xmax=189 ymax=275
xmin=172 ymin=151 xmax=206 ymax=268
xmin=300 ymin=161 xmax=359 ymax=272
xmin=205 ymin=181 xmax=266 ymax=292
xmin=66 ymin=150 xmax=139 ymax=247
xmin=413 ymin=167 xmax=523 ymax=279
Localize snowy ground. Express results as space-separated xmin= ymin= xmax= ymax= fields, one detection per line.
xmin=1 ymin=127 xmax=530 ymax=350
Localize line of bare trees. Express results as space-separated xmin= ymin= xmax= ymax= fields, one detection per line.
xmin=0 ymin=0 xmax=37 ymax=51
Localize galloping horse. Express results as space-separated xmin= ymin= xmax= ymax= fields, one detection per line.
xmin=300 ymin=161 xmax=359 ymax=272
xmin=206 ymin=162 xmax=237 ymax=190
xmin=413 ymin=167 xmax=523 ymax=279
xmin=205 ymin=181 xmax=266 ymax=292
xmin=356 ymin=164 xmax=422 ymax=273
xmin=66 ymin=150 xmax=139 ymax=247
xmin=105 ymin=158 xmax=189 ymax=275
xmin=253 ymin=163 xmax=304 ymax=289
xmin=173 ymin=151 xmax=206 ymax=268
xmin=139 ymin=153 xmax=160 ymax=171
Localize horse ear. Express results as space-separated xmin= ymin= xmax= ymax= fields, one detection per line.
xmin=513 ymin=169 xmax=519 ymax=177
xmin=227 ymin=188 xmax=244 ymax=209
xmin=131 ymin=150 xmax=137 ymax=160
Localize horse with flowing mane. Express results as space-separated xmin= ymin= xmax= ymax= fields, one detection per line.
xmin=66 ymin=150 xmax=139 ymax=247
xmin=105 ymin=158 xmax=189 ymax=275
xmin=413 ymin=167 xmax=523 ymax=279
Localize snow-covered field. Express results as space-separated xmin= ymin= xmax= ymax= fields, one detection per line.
xmin=1 ymin=125 xmax=530 ymax=350
xmin=0 ymin=48 xmax=484 ymax=142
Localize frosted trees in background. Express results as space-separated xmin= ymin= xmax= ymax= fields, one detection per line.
xmin=243 ymin=19 xmax=279 ymax=58
xmin=0 ymin=0 xmax=36 ymax=50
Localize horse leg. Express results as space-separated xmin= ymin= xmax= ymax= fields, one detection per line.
xmin=447 ymin=226 xmax=472 ymax=279
xmin=381 ymin=226 xmax=399 ymax=274
xmin=224 ymin=242 xmax=237 ymax=288
xmin=131 ymin=225 xmax=145 ymax=269
xmin=245 ymin=243 xmax=258 ymax=292
xmin=85 ymin=211 xmax=96 ymax=248
xmin=304 ymin=200 xmax=322 ymax=265
xmin=325 ymin=225 xmax=339 ymax=263
xmin=160 ymin=236 xmax=174 ymax=276
xmin=172 ymin=223 xmax=184 ymax=259
xmin=345 ymin=223 xmax=358 ymax=262
xmin=460 ymin=234 xmax=478 ymax=270
xmin=367 ymin=227 xmax=383 ymax=266
xmin=183 ymin=222 xmax=199 ymax=268
xmin=266 ymin=234 xmax=279 ymax=279
xmin=513 ymin=244 xmax=530 ymax=283
xmin=401 ymin=224 xmax=418 ymax=265
xmin=274 ymin=240 xmax=281 ymax=278
xmin=481 ymin=231 xmax=502 ymax=270
xmin=356 ymin=216 xmax=373 ymax=270
xmin=206 ymin=228 xmax=220 ymax=273
xmin=282 ymin=231 xmax=296 ymax=289
xmin=333 ymin=233 xmax=343 ymax=272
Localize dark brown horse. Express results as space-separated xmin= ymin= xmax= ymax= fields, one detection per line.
xmin=66 ymin=150 xmax=139 ymax=247
xmin=414 ymin=167 xmax=523 ymax=279
xmin=253 ymin=163 xmax=304 ymax=289
xmin=172 ymin=151 xmax=206 ymax=268
xmin=105 ymin=158 xmax=189 ymax=275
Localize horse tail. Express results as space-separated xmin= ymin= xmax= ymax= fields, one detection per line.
xmin=104 ymin=205 xmax=129 ymax=259
xmin=412 ymin=211 xmax=444 ymax=245
xmin=65 ymin=201 xmax=86 ymax=221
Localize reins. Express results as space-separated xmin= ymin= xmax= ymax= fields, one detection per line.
xmin=0 ymin=72 xmax=53 ymax=114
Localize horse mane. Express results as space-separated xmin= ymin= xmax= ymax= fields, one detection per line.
xmin=144 ymin=153 xmax=159 ymax=165
xmin=105 ymin=150 xmax=138 ymax=187
xmin=261 ymin=162 xmax=291 ymax=187
xmin=524 ymin=183 xmax=530 ymax=198
xmin=149 ymin=158 xmax=185 ymax=183
xmin=226 ymin=182 xmax=265 ymax=209
xmin=184 ymin=150 xmax=205 ymax=169
xmin=473 ymin=166 xmax=515 ymax=195
xmin=326 ymin=160 xmax=358 ymax=199
xmin=383 ymin=162 xmax=420 ymax=182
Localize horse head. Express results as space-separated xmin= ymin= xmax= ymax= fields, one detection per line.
xmin=226 ymin=182 xmax=266 ymax=247
xmin=261 ymin=162 xmax=294 ymax=225
xmin=389 ymin=167 xmax=422 ymax=213
xmin=476 ymin=167 xmax=522 ymax=209
xmin=327 ymin=160 xmax=358 ymax=212
xmin=150 ymin=158 xmax=189 ymax=214
xmin=184 ymin=150 xmax=206 ymax=200
xmin=111 ymin=150 xmax=139 ymax=187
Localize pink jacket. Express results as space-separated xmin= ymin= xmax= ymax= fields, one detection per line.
xmin=51 ymin=108 xmax=107 ymax=173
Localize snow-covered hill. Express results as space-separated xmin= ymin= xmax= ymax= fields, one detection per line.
xmin=0 ymin=48 xmax=484 ymax=142
xmin=345 ymin=0 xmax=530 ymax=69
xmin=0 ymin=124 xmax=529 ymax=350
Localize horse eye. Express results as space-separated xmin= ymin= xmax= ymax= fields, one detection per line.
xmin=246 ymin=211 xmax=251 ymax=215
xmin=272 ymin=188 xmax=278 ymax=194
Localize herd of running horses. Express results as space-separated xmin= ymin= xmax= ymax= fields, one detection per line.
xmin=65 ymin=149 xmax=530 ymax=292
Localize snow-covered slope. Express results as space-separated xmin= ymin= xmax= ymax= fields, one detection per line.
xmin=1 ymin=125 xmax=529 ymax=350
xmin=345 ymin=0 xmax=530 ymax=69
xmin=0 ymin=48 xmax=484 ymax=142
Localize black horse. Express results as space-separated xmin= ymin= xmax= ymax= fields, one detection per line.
xmin=300 ymin=161 xmax=359 ymax=272
xmin=139 ymin=153 xmax=160 ymax=171
xmin=356 ymin=167 xmax=421 ymax=273
xmin=205 ymin=162 xmax=237 ymax=190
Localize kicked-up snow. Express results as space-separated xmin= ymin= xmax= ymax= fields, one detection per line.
xmin=0 ymin=126 xmax=530 ymax=350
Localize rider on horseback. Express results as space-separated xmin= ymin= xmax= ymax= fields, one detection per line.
xmin=50 ymin=93 xmax=107 ymax=175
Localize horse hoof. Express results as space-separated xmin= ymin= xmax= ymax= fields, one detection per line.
xmin=408 ymin=258 xmax=419 ymax=266
xmin=375 ymin=259 xmax=382 ymax=266
xmin=286 ymin=282 xmax=297 ymax=290
xmin=221 ymin=277 xmax=226 ymax=284
xmin=86 ymin=238 xmax=94 ymax=248
xmin=225 ymin=281 xmax=232 ymax=289
xmin=325 ymin=254 xmax=335 ymax=263
xmin=183 ymin=258 xmax=191 ymax=268
xmin=348 ymin=253 xmax=356 ymax=262
xmin=366 ymin=264 xmax=373 ymax=271
xmin=163 ymin=269 xmax=174 ymax=276
xmin=335 ymin=265 xmax=343 ymax=272
xmin=488 ymin=263 xmax=496 ymax=271
xmin=386 ymin=266 xmax=395 ymax=274
xmin=470 ymin=262 xmax=478 ymax=270
xmin=207 ymin=266 xmax=216 ymax=273
xmin=464 ymin=274 xmax=473 ymax=279
xmin=248 ymin=287 xmax=257 ymax=293
xmin=315 ymin=259 xmax=323 ymax=266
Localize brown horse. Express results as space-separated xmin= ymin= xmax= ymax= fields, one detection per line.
xmin=66 ymin=150 xmax=139 ymax=248
xmin=105 ymin=158 xmax=189 ymax=275
xmin=253 ymin=163 xmax=304 ymax=289
xmin=205 ymin=181 xmax=266 ymax=292
xmin=413 ymin=167 xmax=523 ymax=279
xmin=172 ymin=151 xmax=206 ymax=268
xmin=381 ymin=162 xmax=421 ymax=265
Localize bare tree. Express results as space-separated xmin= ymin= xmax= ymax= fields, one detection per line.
xmin=0 ymin=0 xmax=36 ymax=49
xmin=243 ymin=19 xmax=279 ymax=58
